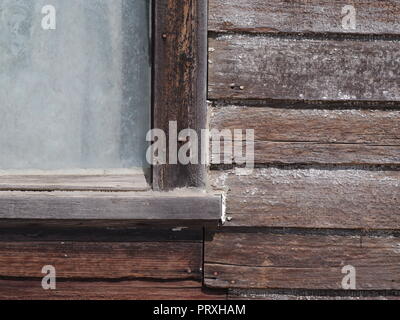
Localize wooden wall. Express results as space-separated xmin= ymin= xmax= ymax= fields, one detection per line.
xmin=0 ymin=225 xmax=225 ymax=300
xmin=205 ymin=0 xmax=400 ymax=300
xmin=1 ymin=0 xmax=400 ymax=301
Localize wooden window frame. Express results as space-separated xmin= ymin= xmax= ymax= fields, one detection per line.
xmin=0 ymin=0 xmax=221 ymax=226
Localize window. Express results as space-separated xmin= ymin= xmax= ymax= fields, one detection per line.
xmin=0 ymin=0 xmax=150 ymax=171
xmin=0 ymin=0 xmax=221 ymax=225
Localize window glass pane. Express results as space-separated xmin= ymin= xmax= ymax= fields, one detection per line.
xmin=0 ymin=0 xmax=150 ymax=170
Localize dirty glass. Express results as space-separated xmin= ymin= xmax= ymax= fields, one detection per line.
xmin=0 ymin=0 xmax=150 ymax=170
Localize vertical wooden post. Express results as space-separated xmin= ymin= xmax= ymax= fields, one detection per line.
xmin=152 ymin=0 xmax=208 ymax=190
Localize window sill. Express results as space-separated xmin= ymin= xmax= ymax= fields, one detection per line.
xmin=0 ymin=169 xmax=150 ymax=192
xmin=0 ymin=190 xmax=222 ymax=227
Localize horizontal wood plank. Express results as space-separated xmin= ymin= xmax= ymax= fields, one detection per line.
xmin=0 ymin=171 xmax=149 ymax=191
xmin=0 ymin=191 xmax=221 ymax=223
xmin=229 ymin=290 xmax=400 ymax=300
xmin=0 ymin=226 xmax=203 ymax=242
xmin=0 ymin=241 xmax=201 ymax=280
xmin=213 ymin=141 xmax=400 ymax=165
xmin=211 ymin=169 xmax=400 ymax=229
xmin=205 ymin=232 xmax=400 ymax=289
xmin=209 ymin=0 xmax=400 ymax=34
xmin=208 ymin=35 xmax=400 ymax=101
xmin=210 ymin=104 xmax=400 ymax=165
xmin=211 ymin=104 xmax=400 ymax=145
xmin=0 ymin=280 xmax=226 ymax=300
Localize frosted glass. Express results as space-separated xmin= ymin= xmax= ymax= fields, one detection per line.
xmin=0 ymin=0 xmax=150 ymax=170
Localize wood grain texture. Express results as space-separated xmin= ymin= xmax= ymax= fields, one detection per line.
xmin=214 ymin=141 xmax=400 ymax=166
xmin=205 ymin=232 xmax=400 ymax=289
xmin=0 ymin=191 xmax=221 ymax=223
xmin=0 ymin=226 xmax=203 ymax=242
xmin=0 ymin=241 xmax=201 ymax=280
xmin=229 ymin=290 xmax=400 ymax=300
xmin=208 ymin=35 xmax=400 ymax=101
xmin=153 ymin=0 xmax=208 ymax=190
xmin=0 ymin=280 xmax=226 ymax=300
xmin=0 ymin=172 xmax=149 ymax=191
xmin=0 ymin=228 xmax=221 ymax=300
xmin=211 ymin=169 xmax=400 ymax=229
xmin=209 ymin=0 xmax=400 ymax=34
xmin=210 ymin=104 xmax=400 ymax=165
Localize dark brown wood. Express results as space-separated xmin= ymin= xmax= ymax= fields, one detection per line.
xmin=205 ymin=0 xmax=400 ymax=298
xmin=205 ymin=232 xmax=400 ymax=289
xmin=214 ymin=141 xmax=400 ymax=166
xmin=0 ymin=280 xmax=226 ymax=300
xmin=211 ymin=169 xmax=400 ymax=229
xmin=0 ymin=226 xmax=203 ymax=242
xmin=153 ymin=0 xmax=208 ymax=190
xmin=210 ymin=104 xmax=400 ymax=165
xmin=0 ymin=191 xmax=221 ymax=223
xmin=208 ymin=35 xmax=400 ymax=101
xmin=228 ymin=290 xmax=400 ymax=300
xmin=0 ymin=170 xmax=149 ymax=192
xmin=209 ymin=0 xmax=400 ymax=34
xmin=0 ymin=241 xmax=201 ymax=280
xmin=0 ymin=219 xmax=215 ymax=230
xmin=211 ymin=103 xmax=400 ymax=145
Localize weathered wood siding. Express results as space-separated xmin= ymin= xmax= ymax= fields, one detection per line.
xmin=209 ymin=0 xmax=400 ymax=34
xmin=0 ymin=227 xmax=225 ymax=300
xmin=210 ymin=169 xmax=400 ymax=229
xmin=2 ymin=0 xmax=400 ymax=301
xmin=209 ymin=36 xmax=400 ymax=101
xmin=206 ymin=231 xmax=400 ymax=290
xmin=210 ymin=104 xmax=400 ymax=165
xmin=206 ymin=0 xmax=400 ymax=299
